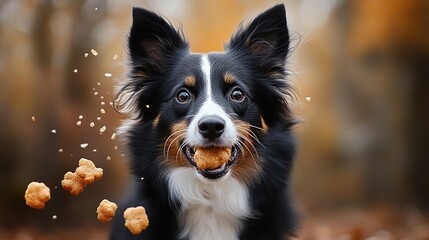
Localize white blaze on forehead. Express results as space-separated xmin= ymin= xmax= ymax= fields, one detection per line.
xmin=185 ymin=55 xmax=237 ymax=147
xmin=201 ymin=55 xmax=212 ymax=99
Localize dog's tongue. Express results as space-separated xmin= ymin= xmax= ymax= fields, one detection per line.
xmin=194 ymin=147 xmax=231 ymax=170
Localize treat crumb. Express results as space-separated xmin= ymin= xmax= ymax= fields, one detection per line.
xmin=91 ymin=49 xmax=98 ymax=56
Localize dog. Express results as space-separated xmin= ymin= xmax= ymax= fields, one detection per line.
xmin=111 ymin=4 xmax=298 ymax=240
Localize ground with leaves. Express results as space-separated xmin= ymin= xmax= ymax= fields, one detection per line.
xmin=3 ymin=207 xmax=429 ymax=240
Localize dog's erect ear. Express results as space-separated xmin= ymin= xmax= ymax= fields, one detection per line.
xmin=226 ymin=4 xmax=289 ymax=64
xmin=117 ymin=8 xmax=189 ymax=121
xmin=227 ymin=5 xmax=294 ymax=126
xmin=129 ymin=7 xmax=189 ymax=70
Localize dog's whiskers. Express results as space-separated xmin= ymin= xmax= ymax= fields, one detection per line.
xmin=236 ymin=126 xmax=266 ymax=149
xmin=164 ymin=130 xmax=186 ymax=162
xmin=236 ymin=140 xmax=258 ymax=169
xmin=176 ymin=140 xmax=189 ymax=164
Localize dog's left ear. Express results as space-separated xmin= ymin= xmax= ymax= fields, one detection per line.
xmin=226 ymin=4 xmax=289 ymax=64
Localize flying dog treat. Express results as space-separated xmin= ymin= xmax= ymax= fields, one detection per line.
xmin=25 ymin=182 xmax=51 ymax=209
xmin=97 ymin=199 xmax=118 ymax=223
xmin=61 ymin=171 xmax=87 ymax=196
xmin=61 ymin=158 xmax=103 ymax=195
xmin=194 ymin=147 xmax=231 ymax=170
xmin=76 ymin=158 xmax=103 ymax=184
xmin=124 ymin=206 xmax=149 ymax=235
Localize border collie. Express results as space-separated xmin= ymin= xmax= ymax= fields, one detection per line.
xmin=111 ymin=4 xmax=298 ymax=240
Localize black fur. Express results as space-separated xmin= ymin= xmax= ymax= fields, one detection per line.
xmin=111 ymin=4 xmax=298 ymax=240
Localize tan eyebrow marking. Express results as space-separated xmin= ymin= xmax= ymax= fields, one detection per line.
xmin=153 ymin=114 xmax=160 ymax=127
xmin=260 ymin=116 xmax=268 ymax=133
xmin=184 ymin=75 xmax=196 ymax=87
xmin=224 ymin=72 xmax=235 ymax=84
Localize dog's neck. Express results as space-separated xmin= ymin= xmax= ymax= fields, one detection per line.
xmin=168 ymin=167 xmax=251 ymax=240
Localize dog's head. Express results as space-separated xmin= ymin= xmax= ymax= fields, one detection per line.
xmin=116 ymin=4 xmax=294 ymax=181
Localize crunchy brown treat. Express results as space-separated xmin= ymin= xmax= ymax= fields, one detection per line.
xmin=194 ymin=147 xmax=231 ymax=170
xmin=75 ymin=158 xmax=103 ymax=184
xmin=61 ymin=171 xmax=87 ymax=196
xmin=97 ymin=199 xmax=118 ymax=223
xmin=25 ymin=182 xmax=51 ymax=209
xmin=124 ymin=206 xmax=149 ymax=235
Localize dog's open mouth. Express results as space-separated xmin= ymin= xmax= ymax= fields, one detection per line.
xmin=183 ymin=144 xmax=238 ymax=180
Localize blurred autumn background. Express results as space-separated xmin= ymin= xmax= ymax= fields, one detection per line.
xmin=1 ymin=0 xmax=428 ymax=239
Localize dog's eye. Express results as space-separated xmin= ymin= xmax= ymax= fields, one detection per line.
xmin=176 ymin=90 xmax=191 ymax=103
xmin=230 ymin=88 xmax=245 ymax=102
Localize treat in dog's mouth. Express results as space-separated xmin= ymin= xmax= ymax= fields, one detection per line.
xmin=183 ymin=144 xmax=238 ymax=179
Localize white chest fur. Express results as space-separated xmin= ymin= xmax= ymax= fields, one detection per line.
xmin=168 ymin=168 xmax=251 ymax=240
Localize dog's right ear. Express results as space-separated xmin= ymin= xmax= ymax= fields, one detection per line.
xmin=128 ymin=7 xmax=189 ymax=71
xmin=117 ymin=8 xmax=189 ymax=121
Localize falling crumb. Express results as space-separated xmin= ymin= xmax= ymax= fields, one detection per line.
xmin=109 ymin=102 xmax=113 ymax=106
xmin=79 ymin=115 xmax=83 ymax=119
xmin=101 ymin=102 xmax=105 ymax=105
xmin=145 ymin=105 xmax=150 ymax=109
xmin=140 ymin=177 xmax=144 ymax=181
xmin=306 ymin=96 xmax=311 ymax=102
xmin=101 ymin=109 xmax=106 ymax=114
xmin=106 ymin=156 xmax=111 ymax=161
xmin=59 ymin=149 xmax=63 ymax=153
xmin=74 ymin=69 xmax=78 ymax=73
xmin=97 ymin=117 xmax=101 ymax=121
xmin=77 ymin=121 xmax=82 ymax=126
xmin=90 ymin=122 xmax=95 ymax=127
xmin=97 ymin=82 xmax=101 ymax=86
xmin=104 ymin=73 xmax=112 ymax=78
xmin=100 ymin=126 xmax=106 ymax=133
xmin=114 ymin=146 xmax=118 ymax=150
xmin=31 ymin=116 xmax=36 ymax=122
xmin=95 ymin=7 xmax=98 ymax=11
xmin=51 ymin=129 xmax=56 ymax=134
xmin=91 ymin=49 xmax=98 ymax=56
xmin=84 ymin=53 xmax=89 ymax=58
xmin=94 ymin=92 xmax=98 ymax=96
xmin=111 ymin=133 xmax=116 ymax=140
xmin=100 ymin=96 xmax=104 ymax=99
xmin=113 ymin=55 xmax=118 ymax=60
xmin=80 ymin=143 xmax=89 ymax=149
xmin=52 ymin=215 xmax=57 ymax=220
xmin=93 ymin=149 xmax=97 ymax=152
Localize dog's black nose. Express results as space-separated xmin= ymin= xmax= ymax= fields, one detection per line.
xmin=198 ymin=116 xmax=225 ymax=140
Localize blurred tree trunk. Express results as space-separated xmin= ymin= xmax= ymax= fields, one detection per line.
xmin=407 ymin=45 xmax=429 ymax=211
xmin=32 ymin=0 xmax=57 ymax=184
xmin=334 ymin=0 xmax=429 ymax=209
